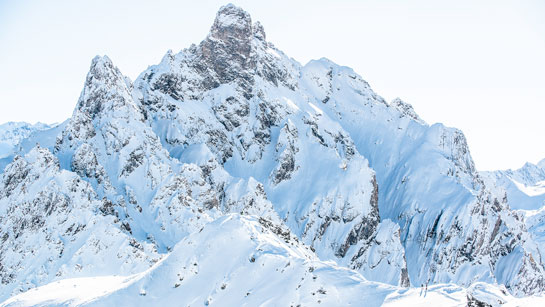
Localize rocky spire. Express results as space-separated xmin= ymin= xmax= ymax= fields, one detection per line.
xmin=209 ymin=4 xmax=253 ymax=42
xmin=197 ymin=4 xmax=266 ymax=96
xmin=76 ymin=55 xmax=134 ymax=119
xmin=56 ymin=55 xmax=144 ymax=150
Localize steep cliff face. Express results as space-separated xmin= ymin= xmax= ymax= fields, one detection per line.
xmin=0 ymin=3 xmax=544 ymax=303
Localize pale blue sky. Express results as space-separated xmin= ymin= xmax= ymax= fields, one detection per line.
xmin=0 ymin=0 xmax=544 ymax=171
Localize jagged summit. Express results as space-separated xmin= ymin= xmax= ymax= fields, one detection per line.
xmin=136 ymin=4 xmax=297 ymax=103
xmin=211 ymin=4 xmax=265 ymax=40
xmin=211 ymin=4 xmax=253 ymax=37
xmin=75 ymin=55 xmax=134 ymax=119
xmin=206 ymin=3 xmax=268 ymax=52
xmin=196 ymin=4 xmax=272 ymax=95
xmin=86 ymin=55 xmax=122 ymax=85
xmin=90 ymin=54 xmax=112 ymax=67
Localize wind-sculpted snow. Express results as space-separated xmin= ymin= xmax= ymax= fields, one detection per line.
xmin=1 ymin=3 xmax=544 ymax=303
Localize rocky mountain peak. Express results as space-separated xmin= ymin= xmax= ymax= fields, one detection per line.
xmin=211 ymin=4 xmax=253 ymax=38
xmin=87 ymin=55 xmax=119 ymax=85
xmin=76 ymin=55 xmax=134 ymax=119
xmin=195 ymin=5 xmax=266 ymax=97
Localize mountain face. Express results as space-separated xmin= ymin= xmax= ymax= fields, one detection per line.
xmin=1 ymin=3 xmax=544 ymax=304
xmin=0 ymin=146 xmax=160 ymax=297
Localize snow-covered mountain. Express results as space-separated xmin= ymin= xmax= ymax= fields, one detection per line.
xmin=1 ymin=4 xmax=545 ymax=305
xmin=0 ymin=122 xmax=51 ymax=156
xmin=0 ymin=122 xmax=53 ymax=171
xmin=482 ymin=159 xmax=545 ymax=211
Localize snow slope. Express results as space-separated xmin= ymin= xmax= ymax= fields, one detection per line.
xmin=298 ymin=58 xmax=545 ymax=296
xmin=4 ymin=215 xmax=545 ymax=307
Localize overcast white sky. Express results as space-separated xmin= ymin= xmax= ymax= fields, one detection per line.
xmin=0 ymin=0 xmax=544 ymax=171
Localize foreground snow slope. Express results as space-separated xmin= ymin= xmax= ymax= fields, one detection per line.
xmin=2 ymin=215 xmax=395 ymax=306
xmin=4 ymin=214 xmax=544 ymax=307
